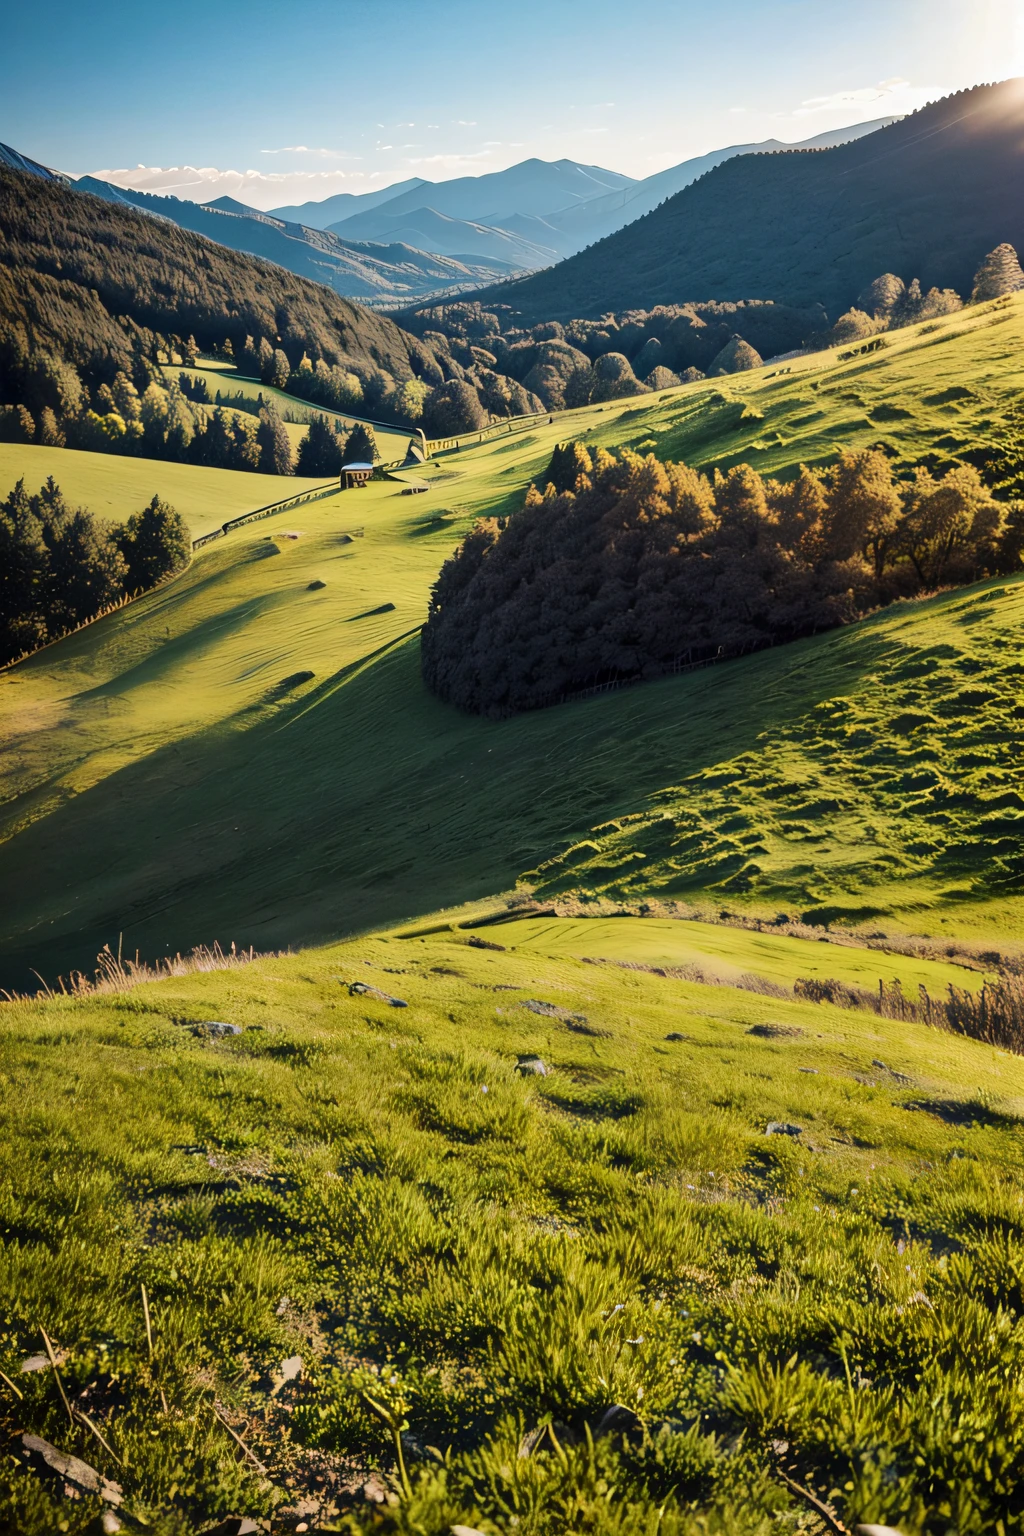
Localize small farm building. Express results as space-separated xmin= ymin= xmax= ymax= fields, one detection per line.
xmin=342 ymin=462 xmax=374 ymax=489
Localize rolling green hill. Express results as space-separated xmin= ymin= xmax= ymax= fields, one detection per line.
xmin=474 ymin=78 xmax=1024 ymax=323
xmin=0 ymin=443 xmax=335 ymax=540
xmin=1 ymin=295 xmax=1023 ymax=990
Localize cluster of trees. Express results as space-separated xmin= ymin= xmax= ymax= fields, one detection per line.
xmin=406 ymin=242 xmax=1024 ymax=414
xmin=822 ymin=246 xmax=1024 ymax=348
xmin=403 ymin=299 xmax=823 ymax=410
xmin=0 ymin=478 xmax=190 ymax=665
xmin=0 ymin=352 xmax=296 ymax=477
xmin=294 ymin=418 xmax=378 ymax=477
xmin=422 ymin=442 xmax=1017 ymax=714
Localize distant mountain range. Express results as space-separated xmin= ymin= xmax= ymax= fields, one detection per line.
xmin=0 ymin=121 xmax=892 ymax=312
xmin=71 ymin=178 xmax=519 ymax=305
xmin=471 ymin=79 xmax=1024 ymax=323
xmin=302 ymin=126 xmax=894 ymax=267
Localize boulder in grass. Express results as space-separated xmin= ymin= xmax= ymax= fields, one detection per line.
xmin=765 ymin=1122 xmax=803 ymax=1137
xmin=516 ymin=1055 xmax=548 ymax=1076
xmin=201 ymin=1520 xmax=261 ymax=1536
xmin=348 ymin=980 xmax=408 ymax=1008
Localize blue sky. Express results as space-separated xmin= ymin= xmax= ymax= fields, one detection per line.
xmin=3 ymin=0 xmax=1021 ymax=207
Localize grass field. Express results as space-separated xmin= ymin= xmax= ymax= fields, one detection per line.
xmin=3 ymin=923 xmax=1024 ymax=1534
xmin=0 ymin=444 xmax=333 ymax=540
xmin=2 ymin=301 xmax=1024 ymax=1536
xmin=1 ymin=296 xmax=1023 ymax=991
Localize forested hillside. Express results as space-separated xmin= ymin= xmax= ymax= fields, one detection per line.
xmin=476 ymin=79 xmax=1024 ymax=322
xmin=0 ymin=166 xmax=546 ymax=470
xmin=77 ymin=175 xmax=516 ymax=304
xmin=0 ymin=165 xmax=441 ymax=380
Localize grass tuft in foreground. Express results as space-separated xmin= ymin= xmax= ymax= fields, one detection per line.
xmin=2 ymin=923 xmax=1024 ymax=1533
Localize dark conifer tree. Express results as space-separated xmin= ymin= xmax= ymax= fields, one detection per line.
xmin=117 ymin=497 xmax=191 ymax=590
xmin=341 ymin=422 xmax=378 ymax=465
xmin=257 ymin=405 xmax=294 ymax=476
xmin=296 ymin=413 xmax=343 ymax=477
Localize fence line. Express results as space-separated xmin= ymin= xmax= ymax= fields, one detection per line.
xmin=191 ymin=480 xmax=340 ymax=549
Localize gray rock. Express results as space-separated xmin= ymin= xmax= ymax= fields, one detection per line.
xmin=20 ymin=1433 xmax=123 ymax=1506
xmin=201 ymin=1520 xmax=260 ymax=1536
xmin=101 ymin=1513 xmax=123 ymax=1535
xmin=765 ymin=1122 xmax=803 ymax=1137
xmin=451 ymin=1527 xmax=488 ymax=1536
xmin=348 ymin=980 xmax=407 ymax=1007
xmin=306 ymin=580 xmax=326 ymax=590
xmin=197 ymin=1021 xmax=242 ymax=1039
xmin=664 ymin=1032 xmax=688 ymax=1042
xmin=516 ymin=1055 xmax=548 ymax=1076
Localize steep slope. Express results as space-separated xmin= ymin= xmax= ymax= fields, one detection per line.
xmin=0 ymin=162 xmax=448 ymax=380
xmin=1 ymin=295 xmax=1023 ymax=988
xmin=539 ymin=116 xmax=899 ymax=256
xmin=0 ymin=139 xmax=67 ymax=182
xmin=74 ymin=175 xmax=513 ymax=304
xmin=473 ymin=79 xmax=1024 ymax=322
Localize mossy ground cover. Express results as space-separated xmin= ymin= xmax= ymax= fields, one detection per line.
xmin=2 ymin=298 xmax=1024 ymax=986
xmin=3 ymin=925 xmax=1024 ymax=1535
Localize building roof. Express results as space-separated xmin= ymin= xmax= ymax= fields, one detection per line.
xmin=343 ymin=462 xmax=374 ymax=472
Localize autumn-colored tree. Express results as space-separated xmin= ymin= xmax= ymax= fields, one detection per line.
xmin=422 ymin=442 xmax=1015 ymax=716
xmin=895 ymin=465 xmax=1005 ymax=585
xmin=971 ymin=243 xmax=1024 ymax=302
xmin=821 ymin=449 xmax=903 ymax=575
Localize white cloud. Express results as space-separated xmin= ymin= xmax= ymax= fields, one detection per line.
xmin=781 ymin=77 xmax=947 ymax=121
xmin=260 ymin=145 xmax=309 ymax=154
xmin=86 ymin=163 xmax=396 ymax=210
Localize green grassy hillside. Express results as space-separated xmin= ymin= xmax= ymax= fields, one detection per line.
xmin=1 ymin=298 xmax=1023 ymax=989
xmin=3 ymin=923 xmax=1024 ymax=1535
xmin=0 ymin=444 xmax=332 ymax=539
